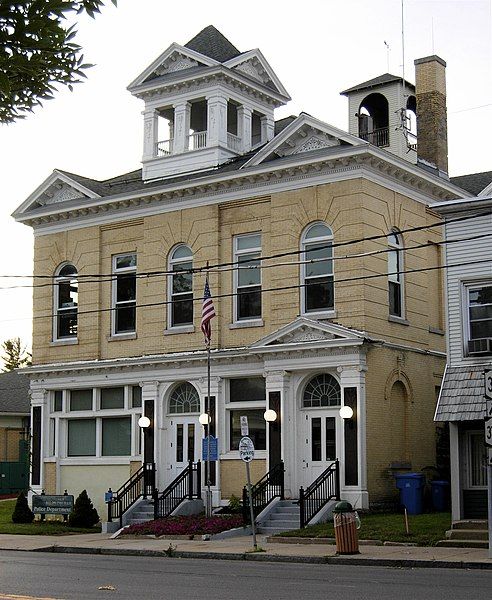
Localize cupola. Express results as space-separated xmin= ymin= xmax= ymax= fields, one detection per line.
xmin=128 ymin=26 xmax=291 ymax=181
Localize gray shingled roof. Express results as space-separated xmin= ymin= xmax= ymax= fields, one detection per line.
xmin=450 ymin=171 xmax=492 ymax=196
xmin=185 ymin=26 xmax=241 ymax=63
xmin=0 ymin=372 xmax=30 ymax=414
xmin=340 ymin=73 xmax=415 ymax=95
xmin=435 ymin=365 xmax=489 ymax=421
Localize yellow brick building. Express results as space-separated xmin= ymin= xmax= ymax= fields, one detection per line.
xmin=14 ymin=27 xmax=467 ymax=521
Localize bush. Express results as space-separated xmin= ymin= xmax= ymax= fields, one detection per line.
xmin=68 ymin=490 xmax=99 ymax=528
xmin=11 ymin=491 xmax=34 ymax=523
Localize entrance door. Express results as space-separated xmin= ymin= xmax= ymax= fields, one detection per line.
xmin=168 ymin=416 xmax=200 ymax=483
xmin=299 ymin=412 xmax=339 ymax=489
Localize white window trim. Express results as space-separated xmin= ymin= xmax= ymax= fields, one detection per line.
xmin=300 ymin=223 xmax=334 ymax=316
xmin=111 ymin=253 xmax=137 ymax=337
xmin=233 ymin=233 xmax=262 ymax=323
xmin=464 ymin=430 xmax=487 ymax=489
xmin=388 ymin=230 xmax=405 ymax=319
xmin=167 ymin=244 xmax=194 ymax=329
xmin=53 ymin=263 xmax=78 ymax=342
xmin=462 ymin=280 xmax=492 ymax=358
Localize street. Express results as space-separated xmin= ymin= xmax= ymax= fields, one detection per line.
xmin=0 ymin=551 xmax=491 ymax=600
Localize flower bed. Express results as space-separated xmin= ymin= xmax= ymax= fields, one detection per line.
xmin=122 ymin=514 xmax=244 ymax=537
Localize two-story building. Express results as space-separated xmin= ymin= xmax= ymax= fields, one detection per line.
xmin=13 ymin=27 xmax=468 ymax=518
xmin=434 ymin=195 xmax=492 ymax=521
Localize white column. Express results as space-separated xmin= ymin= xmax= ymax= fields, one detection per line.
xmin=173 ymin=102 xmax=191 ymax=154
xmin=449 ymin=422 xmax=462 ymax=521
xmin=260 ymin=114 xmax=275 ymax=143
xmin=207 ymin=95 xmax=228 ymax=147
xmin=142 ymin=108 xmax=158 ymax=160
xmin=29 ymin=388 xmax=47 ymax=496
xmin=141 ymin=381 xmax=159 ymax=465
xmin=199 ymin=376 xmax=222 ymax=506
xmin=237 ymin=105 xmax=252 ymax=153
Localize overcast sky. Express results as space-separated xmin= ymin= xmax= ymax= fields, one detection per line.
xmin=0 ymin=0 xmax=490 ymax=354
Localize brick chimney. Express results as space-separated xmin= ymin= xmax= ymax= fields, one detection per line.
xmin=414 ymin=55 xmax=448 ymax=177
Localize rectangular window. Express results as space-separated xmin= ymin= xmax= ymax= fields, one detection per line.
xmin=112 ymin=253 xmax=137 ymax=335
xmin=100 ymin=387 xmax=124 ymax=410
xmin=229 ymin=410 xmax=266 ymax=451
xmin=229 ymin=377 xmax=265 ymax=402
xmin=102 ymin=417 xmax=131 ymax=456
xmin=131 ymin=385 xmax=142 ymax=408
xmin=68 ymin=419 xmax=96 ymax=456
xmin=311 ymin=417 xmax=322 ymax=461
xmin=469 ymin=432 xmax=487 ymax=487
xmin=467 ymin=285 xmax=492 ymax=355
xmin=234 ymin=234 xmax=261 ymax=321
xmin=55 ymin=265 xmax=78 ymax=339
xmin=70 ymin=389 xmax=92 ymax=411
xmin=326 ymin=417 xmax=336 ymax=461
xmin=388 ymin=236 xmax=403 ymax=317
xmin=304 ymin=242 xmax=333 ymax=312
xmin=53 ymin=390 xmax=63 ymax=412
xmin=176 ymin=424 xmax=184 ymax=462
xmin=171 ymin=259 xmax=193 ymax=326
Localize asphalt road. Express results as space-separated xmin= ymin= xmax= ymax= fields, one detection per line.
xmin=0 ymin=551 xmax=491 ymax=600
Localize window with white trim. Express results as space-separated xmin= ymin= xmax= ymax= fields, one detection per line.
xmin=226 ymin=377 xmax=266 ymax=450
xmin=169 ymin=382 xmax=200 ymax=414
xmin=465 ymin=283 xmax=492 ymax=355
xmin=301 ymin=223 xmax=334 ymax=314
xmin=234 ymin=234 xmax=262 ymax=321
xmin=388 ymin=230 xmax=404 ymax=318
xmin=168 ymin=245 xmax=193 ymax=327
xmin=54 ymin=264 xmax=78 ymax=339
xmin=112 ymin=253 xmax=137 ymax=335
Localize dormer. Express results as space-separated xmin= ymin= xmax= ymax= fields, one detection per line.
xmin=341 ymin=74 xmax=417 ymax=165
xmin=128 ymin=26 xmax=291 ymax=181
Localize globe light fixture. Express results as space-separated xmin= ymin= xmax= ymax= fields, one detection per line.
xmin=339 ymin=405 xmax=354 ymax=419
xmin=199 ymin=413 xmax=211 ymax=426
xmin=263 ymin=409 xmax=277 ymax=422
xmin=138 ymin=416 xmax=151 ymax=428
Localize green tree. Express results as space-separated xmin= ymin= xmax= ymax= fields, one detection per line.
xmin=1 ymin=337 xmax=31 ymax=371
xmin=11 ymin=491 xmax=34 ymax=523
xmin=0 ymin=1 xmax=117 ymax=123
xmin=68 ymin=489 xmax=99 ymax=527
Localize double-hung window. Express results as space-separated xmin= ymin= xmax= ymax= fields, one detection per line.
xmin=112 ymin=254 xmax=137 ymax=335
xmin=168 ymin=245 xmax=193 ymax=327
xmin=388 ymin=231 xmax=404 ymax=318
xmin=54 ymin=264 xmax=78 ymax=340
xmin=301 ymin=223 xmax=334 ymax=314
xmin=234 ymin=234 xmax=262 ymax=321
xmin=466 ymin=283 xmax=492 ymax=355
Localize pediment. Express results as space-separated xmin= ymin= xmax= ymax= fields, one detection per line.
xmin=242 ymin=114 xmax=364 ymax=168
xmin=225 ymin=49 xmax=290 ymax=98
xmin=251 ymin=317 xmax=365 ymax=349
xmin=13 ymin=170 xmax=100 ymax=216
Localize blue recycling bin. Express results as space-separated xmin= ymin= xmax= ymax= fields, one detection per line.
xmin=430 ymin=480 xmax=450 ymax=511
xmin=395 ymin=473 xmax=425 ymax=515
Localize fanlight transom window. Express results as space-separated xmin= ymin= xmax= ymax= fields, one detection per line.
xmin=169 ymin=382 xmax=200 ymax=414
xmin=303 ymin=374 xmax=341 ymax=408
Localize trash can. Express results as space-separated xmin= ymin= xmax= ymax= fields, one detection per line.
xmin=395 ymin=473 xmax=425 ymax=515
xmin=430 ymin=480 xmax=450 ymax=511
xmin=332 ymin=500 xmax=359 ymax=555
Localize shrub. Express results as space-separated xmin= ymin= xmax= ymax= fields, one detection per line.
xmin=11 ymin=491 xmax=34 ymax=523
xmin=68 ymin=490 xmax=99 ymax=528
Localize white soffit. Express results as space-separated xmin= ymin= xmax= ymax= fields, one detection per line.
xmin=224 ymin=49 xmax=290 ymax=99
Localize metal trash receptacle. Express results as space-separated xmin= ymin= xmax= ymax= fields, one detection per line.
xmin=333 ymin=501 xmax=359 ymax=555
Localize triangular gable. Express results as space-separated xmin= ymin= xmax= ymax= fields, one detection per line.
xmin=127 ymin=43 xmax=219 ymax=90
xmin=250 ymin=317 xmax=365 ymax=349
xmin=13 ymin=170 xmax=100 ymax=216
xmin=224 ymin=49 xmax=290 ymax=99
xmin=478 ymin=180 xmax=492 ymax=197
xmin=242 ymin=114 xmax=364 ymax=168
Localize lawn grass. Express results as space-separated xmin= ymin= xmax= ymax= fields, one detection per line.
xmin=0 ymin=499 xmax=101 ymax=535
xmin=277 ymin=512 xmax=451 ymax=546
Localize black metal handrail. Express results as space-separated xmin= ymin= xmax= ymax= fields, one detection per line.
xmin=107 ymin=461 xmax=155 ymax=528
xmin=299 ymin=459 xmax=340 ymax=528
xmin=360 ymin=126 xmax=389 ymax=147
xmin=154 ymin=461 xmax=201 ymax=519
xmin=242 ymin=461 xmax=284 ymax=524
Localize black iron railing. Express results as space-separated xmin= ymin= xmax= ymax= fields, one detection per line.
xmin=154 ymin=461 xmax=201 ymax=519
xmin=107 ymin=461 xmax=155 ymax=528
xmin=242 ymin=462 xmax=284 ymax=524
xmin=299 ymin=459 xmax=340 ymax=528
xmin=360 ymin=126 xmax=389 ymax=147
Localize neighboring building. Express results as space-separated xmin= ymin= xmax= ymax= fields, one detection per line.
xmin=0 ymin=371 xmax=30 ymax=494
xmin=13 ymin=27 xmax=468 ymax=518
xmin=434 ymin=195 xmax=492 ymax=520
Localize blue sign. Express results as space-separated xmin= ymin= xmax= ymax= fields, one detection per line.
xmin=202 ymin=435 xmax=218 ymax=461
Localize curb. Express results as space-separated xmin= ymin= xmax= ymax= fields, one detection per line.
xmin=26 ymin=544 xmax=492 ymax=570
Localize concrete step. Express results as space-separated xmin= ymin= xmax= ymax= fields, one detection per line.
xmin=451 ymin=520 xmax=487 ymax=531
xmin=446 ymin=529 xmax=488 ymax=541
xmin=264 ymin=519 xmax=300 ymax=529
xmin=436 ymin=539 xmax=488 ymax=549
xmin=270 ymin=511 xmax=300 ymax=520
xmin=257 ymin=525 xmax=298 ymax=535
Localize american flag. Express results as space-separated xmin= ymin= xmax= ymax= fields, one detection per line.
xmin=201 ymin=279 xmax=216 ymax=345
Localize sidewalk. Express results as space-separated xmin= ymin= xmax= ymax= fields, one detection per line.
xmin=1 ymin=532 xmax=491 ymax=569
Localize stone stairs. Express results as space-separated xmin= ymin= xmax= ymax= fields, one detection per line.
xmin=257 ymin=500 xmax=300 ymax=535
xmin=126 ymin=499 xmax=154 ymax=526
xmin=436 ymin=520 xmax=489 ymax=549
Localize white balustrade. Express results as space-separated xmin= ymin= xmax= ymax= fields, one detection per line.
xmin=227 ymin=132 xmax=241 ymax=153
xmin=156 ymin=138 xmax=174 ymax=156
xmin=188 ymin=131 xmax=207 ymax=151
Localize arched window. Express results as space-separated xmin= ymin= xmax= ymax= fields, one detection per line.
xmin=303 ymin=374 xmax=341 ymax=408
xmin=169 ymin=382 xmax=200 ymax=414
xmin=301 ymin=223 xmax=334 ymax=314
xmin=388 ymin=230 xmax=404 ymax=318
xmin=168 ymin=245 xmax=193 ymax=327
xmin=54 ymin=264 xmax=78 ymax=339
